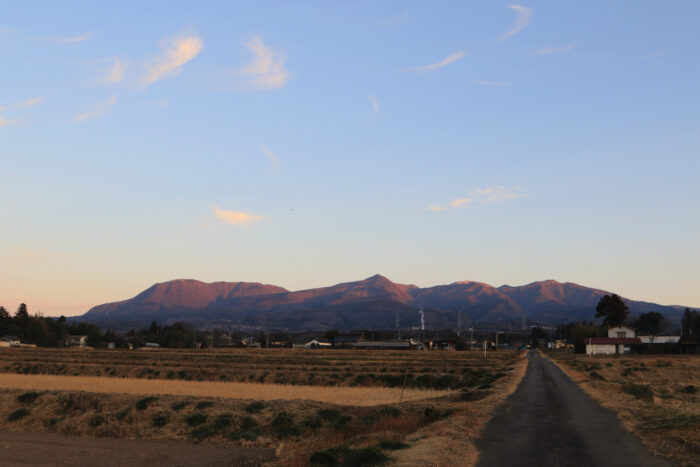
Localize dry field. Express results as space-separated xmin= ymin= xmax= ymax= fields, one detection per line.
xmin=0 ymin=348 xmax=526 ymax=466
xmin=546 ymin=351 xmax=700 ymax=467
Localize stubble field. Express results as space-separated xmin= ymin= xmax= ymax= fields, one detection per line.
xmin=0 ymin=347 xmax=526 ymax=466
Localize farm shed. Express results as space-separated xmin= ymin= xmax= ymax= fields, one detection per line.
xmin=352 ymin=339 xmax=423 ymax=350
xmin=65 ymin=335 xmax=87 ymax=347
xmin=586 ymin=337 xmax=641 ymax=355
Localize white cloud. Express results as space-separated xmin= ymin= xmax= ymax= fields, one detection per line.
xmin=429 ymin=186 xmax=529 ymax=212
xmin=411 ymin=51 xmax=466 ymax=71
xmin=75 ymin=96 xmax=117 ymax=122
xmin=533 ymin=44 xmax=575 ymax=55
xmin=474 ymin=80 xmax=512 ymax=86
xmin=238 ymin=36 xmax=289 ymax=90
xmin=143 ymin=34 xmax=203 ymax=85
xmin=17 ymin=97 xmax=44 ymax=108
xmin=50 ymin=33 xmax=91 ymax=43
xmin=502 ymin=5 xmax=532 ymax=39
xmin=260 ymin=146 xmax=280 ymax=170
xmin=369 ymin=96 xmax=379 ymax=113
xmin=212 ymin=206 xmax=264 ymax=225
xmin=105 ymin=58 xmax=128 ymax=84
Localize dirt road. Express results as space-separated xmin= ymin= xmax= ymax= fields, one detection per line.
xmin=0 ymin=431 xmax=274 ymax=466
xmin=476 ymin=351 xmax=671 ymax=467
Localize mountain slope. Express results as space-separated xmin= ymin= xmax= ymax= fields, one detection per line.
xmin=79 ymin=276 xmax=686 ymax=330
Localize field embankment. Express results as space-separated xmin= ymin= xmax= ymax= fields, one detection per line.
xmin=545 ymin=351 xmax=700 ymax=467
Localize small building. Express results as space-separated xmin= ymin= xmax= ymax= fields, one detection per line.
xmin=294 ymin=337 xmax=332 ymax=349
xmin=0 ymin=336 xmax=21 ymax=347
xmin=333 ymin=333 xmax=365 ymax=348
xmin=144 ymin=342 xmax=161 ymax=348
xmin=586 ymin=337 xmax=641 ymax=355
xmin=65 ymin=335 xmax=88 ymax=348
xmin=608 ymin=326 xmax=636 ymax=339
xmin=424 ymin=338 xmax=456 ymax=351
xmin=638 ymin=336 xmax=680 ymax=344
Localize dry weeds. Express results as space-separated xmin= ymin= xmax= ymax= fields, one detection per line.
xmin=0 ymin=373 xmax=450 ymax=406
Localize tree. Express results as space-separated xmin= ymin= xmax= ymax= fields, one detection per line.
xmin=595 ymin=294 xmax=629 ymax=327
xmin=634 ymin=312 xmax=665 ymax=337
xmin=682 ymin=308 xmax=700 ymax=341
xmin=531 ymin=326 xmax=545 ymax=348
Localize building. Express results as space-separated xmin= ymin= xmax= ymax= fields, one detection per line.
xmin=0 ymin=336 xmax=21 ymax=347
xmin=65 ymin=335 xmax=88 ymax=348
xmin=333 ymin=333 xmax=365 ymax=348
xmin=424 ymin=338 xmax=455 ymax=351
xmin=293 ymin=337 xmax=333 ymax=349
xmin=586 ymin=337 xmax=641 ymax=355
xmin=638 ymin=336 xmax=680 ymax=344
xmin=608 ymin=326 xmax=636 ymax=338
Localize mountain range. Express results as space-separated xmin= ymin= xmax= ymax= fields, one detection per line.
xmin=78 ymin=275 xmax=686 ymax=331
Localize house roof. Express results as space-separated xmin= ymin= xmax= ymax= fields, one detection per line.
xmin=587 ymin=338 xmax=641 ymax=345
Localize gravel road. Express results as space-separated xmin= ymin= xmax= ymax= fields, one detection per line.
xmin=476 ymin=350 xmax=671 ymax=467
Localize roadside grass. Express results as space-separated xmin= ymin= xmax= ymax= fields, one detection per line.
xmin=546 ymin=351 xmax=700 ymax=467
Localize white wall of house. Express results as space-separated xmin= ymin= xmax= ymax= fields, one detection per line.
xmin=638 ymin=336 xmax=680 ymax=344
xmin=608 ymin=326 xmax=636 ymax=338
xmin=586 ymin=343 xmax=617 ymax=355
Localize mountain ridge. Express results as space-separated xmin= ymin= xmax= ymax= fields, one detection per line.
xmin=79 ymin=275 xmax=687 ymax=331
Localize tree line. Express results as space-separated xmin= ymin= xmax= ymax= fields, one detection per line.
xmin=0 ymin=304 xmax=102 ymax=347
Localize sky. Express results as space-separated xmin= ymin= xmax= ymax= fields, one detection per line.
xmin=1 ymin=1 xmax=699 ymax=316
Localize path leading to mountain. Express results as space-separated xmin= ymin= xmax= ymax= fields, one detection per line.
xmin=476 ymin=351 xmax=670 ymax=467
xmin=0 ymin=430 xmax=274 ymax=466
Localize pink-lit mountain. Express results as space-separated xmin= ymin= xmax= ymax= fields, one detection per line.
xmin=80 ymin=275 xmax=684 ymax=330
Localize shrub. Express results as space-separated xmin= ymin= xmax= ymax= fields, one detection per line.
xmin=317 ymin=408 xmax=340 ymax=421
xmin=184 ymin=413 xmax=208 ymax=427
xmin=622 ymin=383 xmax=654 ymax=402
xmin=309 ymin=446 xmax=348 ymax=466
xmin=213 ymin=413 xmax=233 ymax=430
xmin=170 ymin=401 xmax=190 ymax=411
xmin=681 ymin=385 xmax=698 ymax=394
xmin=377 ymin=440 xmax=409 ymax=451
xmin=8 ymin=408 xmax=29 ymax=422
xmin=228 ymin=430 xmax=259 ymax=441
xmin=196 ymin=401 xmax=214 ymax=410
xmin=344 ymin=446 xmax=390 ymax=466
xmin=191 ymin=425 xmax=216 ymax=442
xmin=151 ymin=413 xmax=169 ymax=427
xmin=589 ymin=371 xmax=606 ymax=381
xmin=305 ymin=416 xmax=323 ymax=430
xmin=115 ymin=407 xmax=130 ymax=421
xmin=379 ymin=406 xmax=400 ymax=418
xmin=270 ymin=411 xmax=300 ymax=438
xmin=136 ymin=396 xmax=158 ymax=411
xmin=244 ymin=401 xmax=265 ymax=414
xmin=239 ymin=416 xmax=258 ymax=431
xmin=333 ymin=414 xmax=352 ymax=430
xmin=17 ymin=391 xmax=41 ymax=404
xmin=88 ymin=415 xmax=105 ymax=428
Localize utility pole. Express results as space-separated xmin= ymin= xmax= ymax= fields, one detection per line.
xmin=457 ymin=312 xmax=461 ymax=337
xmin=470 ymin=327 xmax=474 ymax=351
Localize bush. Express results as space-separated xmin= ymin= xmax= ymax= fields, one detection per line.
xmin=115 ymin=407 xmax=130 ymax=421
xmin=377 ymin=440 xmax=409 ymax=450
xmin=196 ymin=401 xmax=213 ymax=410
xmin=621 ymin=383 xmax=654 ymax=402
xmin=270 ymin=411 xmax=300 ymax=438
xmin=379 ymin=406 xmax=400 ymax=418
xmin=136 ymin=396 xmax=158 ymax=411
xmin=309 ymin=446 xmax=348 ymax=466
xmin=8 ymin=408 xmax=29 ymax=422
xmin=344 ymin=446 xmax=391 ymax=466
xmin=184 ymin=413 xmax=208 ymax=427
xmin=170 ymin=401 xmax=190 ymax=411
xmin=317 ymin=408 xmax=340 ymax=421
xmin=213 ymin=413 xmax=233 ymax=430
xmin=17 ymin=391 xmax=41 ymax=404
xmin=88 ymin=415 xmax=105 ymax=428
xmin=589 ymin=371 xmax=606 ymax=381
xmin=305 ymin=416 xmax=323 ymax=429
xmin=191 ymin=425 xmax=216 ymax=442
xmin=244 ymin=401 xmax=266 ymax=413
xmin=333 ymin=414 xmax=352 ymax=430
xmin=151 ymin=413 xmax=169 ymax=427
xmin=681 ymin=385 xmax=698 ymax=394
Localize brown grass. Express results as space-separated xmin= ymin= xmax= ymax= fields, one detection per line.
xmin=545 ymin=351 xmax=700 ymax=467
xmin=0 ymin=373 xmax=450 ymax=406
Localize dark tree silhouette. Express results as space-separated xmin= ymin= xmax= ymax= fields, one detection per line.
xmin=595 ymin=294 xmax=629 ymax=327
xmin=682 ymin=308 xmax=700 ymax=341
xmin=634 ymin=311 xmax=665 ymax=336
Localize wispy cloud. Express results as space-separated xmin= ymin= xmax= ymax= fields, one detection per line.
xmin=105 ymin=58 xmax=128 ymax=84
xmin=75 ymin=96 xmax=117 ymax=122
xmin=474 ymin=80 xmax=512 ymax=86
xmin=260 ymin=146 xmax=280 ymax=170
xmin=411 ymin=51 xmax=466 ymax=72
xmin=143 ymin=34 xmax=203 ymax=85
xmin=0 ymin=116 xmax=12 ymax=127
xmin=533 ymin=44 xmax=574 ymax=55
xmin=50 ymin=33 xmax=91 ymax=44
xmin=17 ymin=97 xmax=44 ymax=108
xmin=212 ymin=206 xmax=264 ymax=226
xmin=502 ymin=5 xmax=532 ymax=39
xmin=369 ymin=96 xmax=379 ymax=113
xmin=429 ymin=186 xmax=529 ymax=212
xmin=238 ymin=36 xmax=289 ymax=90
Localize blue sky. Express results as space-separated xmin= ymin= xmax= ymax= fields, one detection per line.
xmin=1 ymin=1 xmax=699 ymax=316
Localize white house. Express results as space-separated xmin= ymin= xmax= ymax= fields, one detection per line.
xmin=293 ymin=337 xmax=333 ymax=349
xmin=608 ymin=326 xmax=636 ymax=338
xmin=586 ymin=336 xmax=641 ymax=355
xmin=65 ymin=335 xmax=87 ymax=347
xmin=0 ymin=336 xmax=21 ymax=347
xmin=638 ymin=335 xmax=681 ymax=344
